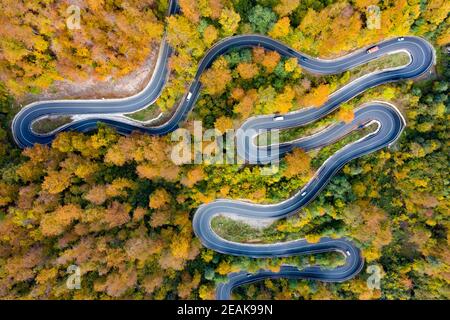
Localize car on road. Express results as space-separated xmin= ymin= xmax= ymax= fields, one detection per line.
xmin=367 ymin=46 xmax=379 ymax=54
xmin=301 ymin=191 xmax=307 ymax=196
xmin=346 ymin=250 xmax=351 ymax=256
xmin=186 ymin=92 xmax=192 ymax=101
xmin=301 ymin=57 xmax=308 ymax=61
xmin=398 ymin=37 xmax=404 ymax=41
xmin=273 ymin=116 xmax=284 ymax=121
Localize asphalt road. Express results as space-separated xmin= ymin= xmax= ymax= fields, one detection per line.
xmin=10 ymin=0 xmax=435 ymax=300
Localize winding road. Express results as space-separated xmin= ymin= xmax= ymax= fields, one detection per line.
xmin=11 ymin=0 xmax=435 ymax=300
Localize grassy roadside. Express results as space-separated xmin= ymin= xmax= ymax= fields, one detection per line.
xmin=125 ymin=103 xmax=162 ymax=122
xmin=330 ymin=52 xmax=411 ymax=91
xmin=31 ymin=116 xmax=72 ymax=134
xmin=211 ymin=215 xmax=266 ymax=243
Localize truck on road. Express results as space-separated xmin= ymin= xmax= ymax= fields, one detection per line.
xmin=367 ymin=46 xmax=379 ymax=54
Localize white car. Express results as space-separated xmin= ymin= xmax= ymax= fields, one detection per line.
xmin=273 ymin=116 xmax=284 ymax=121
xmin=186 ymin=92 xmax=193 ymax=101
xmin=301 ymin=191 xmax=307 ymax=196
xmin=346 ymin=250 xmax=351 ymax=256
xmin=398 ymin=37 xmax=404 ymax=41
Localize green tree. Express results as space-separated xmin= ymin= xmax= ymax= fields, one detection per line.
xmin=248 ymin=5 xmax=277 ymax=34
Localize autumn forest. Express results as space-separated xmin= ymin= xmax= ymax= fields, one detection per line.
xmin=0 ymin=0 xmax=449 ymax=300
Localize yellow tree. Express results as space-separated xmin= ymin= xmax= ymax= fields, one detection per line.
xmin=200 ymin=57 xmax=232 ymax=95
xmin=167 ymin=15 xmax=205 ymax=57
xmin=298 ymin=84 xmax=330 ymax=107
xmin=234 ymin=89 xmax=258 ymax=119
xmin=284 ymin=57 xmax=302 ymax=79
xmin=252 ymin=47 xmax=266 ymax=64
xmin=274 ymin=0 xmax=300 ymax=17
xmin=231 ymin=87 xmax=245 ymax=101
xmin=219 ymin=9 xmax=241 ymax=36
xmin=40 ymin=204 xmax=83 ymax=237
xmin=436 ymin=25 xmax=450 ymax=46
xmin=354 ymin=0 xmax=380 ymax=10
xmin=142 ymin=274 xmax=164 ymax=295
xmin=261 ymin=51 xmax=281 ymax=73
xmin=214 ymin=116 xmax=234 ymax=133
xmin=236 ymin=62 xmax=259 ymax=79
xmin=177 ymin=272 xmax=201 ymax=299
xmin=199 ymin=0 xmax=224 ymax=19
xmin=337 ymin=107 xmax=355 ymax=123
xmin=85 ymin=185 xmax=108 ymax=205
xmin=269 ymin=17 xmax=291 ymax=39
xmin=283 ymin=148 xmax=311 ymax=178
xmin=274 ymin=86 xmax=295 ymax=113
xmin=149 ymin=189 xmax=172 ymax=209
xmin=203 ymin=25 xmax=218 ymax=46
xmin=179 ymin=0 xmax=200 ymax=23
xmin=42 ymin=169 xmax=72 ymax=194
xmin=104 ymin=201 xmax=132 ymax=228
xmin=181 ymin=167 xmax=205 ymax=188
